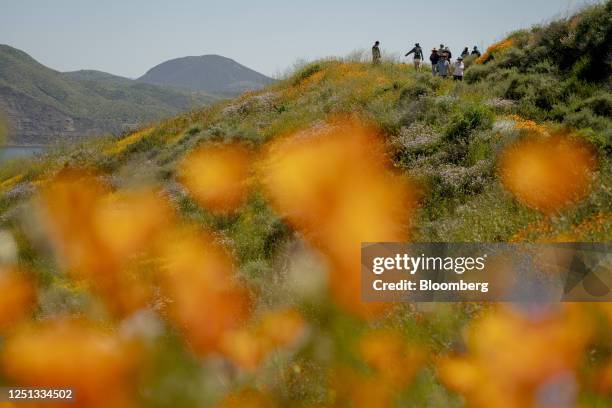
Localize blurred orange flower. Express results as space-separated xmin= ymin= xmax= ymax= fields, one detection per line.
xmin=437 ymin=305 xmax=593 ymax=408
xmin=498 ymin=134 xmax=596 ymax=214
xmin=38 ymin=168 xmax=173 ymax=316
xmin=258 ymin=308 xmax=305 ymax=348
xmin=157 ymin=226 xmax=252 ymax=356
xmin=38 ymin=168 xmax=110 ymax=279
xmin=179 ymin=143 xmax=254 ymax=214
xmin=597 ymin=359 xmax=612 ymax=393
xmin=0 ymin=266 xmax=35 ymax=333
xmin=221 ymin=308 xmax=305 ymax=371
xmin=330 ymin=366 xmax=395 ymax=408
xmin=261 ymin=117 xmax=417 ymax=317
xmin=359 ymin=328 xmax=425 ymax=389
xmin=476 ymin=39 xmax=514 ymax=64
xmin=218 ymin=387 xmax=275 ymax=408
xmin=1 ymin=319 xmax=141 ymax=408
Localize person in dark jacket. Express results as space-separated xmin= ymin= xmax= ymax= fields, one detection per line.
xmin=461 ymin=47 xmax=470 ymax=58
xmin=405 ymin=43 xmax=424 ymax=71
xmin=430 ymin=48 xmax=440 ymax=76
xmin=372 ymin=41 xmax=381 ymax=64
xmin=471 ymin=46 xmax=481 ymax=57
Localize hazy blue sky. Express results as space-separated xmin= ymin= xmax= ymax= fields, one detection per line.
xmin=0 ymin=0 xmax=594 ymax=78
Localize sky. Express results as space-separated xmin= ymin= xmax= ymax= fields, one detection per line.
xmin=0 ymin=0 xmax=595 ymax=79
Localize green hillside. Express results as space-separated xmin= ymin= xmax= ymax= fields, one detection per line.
xmin=0 ymin=45 xmax=220 ymax=144
xmin=0 ymin=2 xmax=611 ymax=407
xmin=63 ymin=69 xmax=135 ymax=85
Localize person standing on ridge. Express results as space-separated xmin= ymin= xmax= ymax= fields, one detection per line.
xmin=405 ymin=43 xmax=424 ymax=71
xmin=461 ymin=47 xmax=470 ymax=58
xmin=430 ymin=48 xmax=440 ymax=76
xmin=471 ymin=46 xmax=481 ymax=57
xmin=437 ymin=54 xmax=450 ymax=78
xmin=453 ymin=56 xmax=465 ymax=81
xmin=372 ymin=41 xmax=381 ymax=65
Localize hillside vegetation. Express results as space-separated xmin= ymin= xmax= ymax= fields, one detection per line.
xmin=0 ymin=45 xmax=220 ymax=144
xmin=0 ymin=2 xmax=611 ymax=407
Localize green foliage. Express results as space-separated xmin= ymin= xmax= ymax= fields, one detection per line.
xmin=464 ymin=64 xmax=494 ymax=83
xmin=564 ymin=108 xmax=611 ymax=134
xmin=503 ymin=72 xmax=562 ymax=111
xmin=444 ymin=104 xmax=493 ymax=142
xmin=483 ymin=1 xmax=612 ymax=82
xmin=227 ymin=194 xmax=289 ymax=265
xmin=495 ymin=47 xmax=526 ymax=69
xmin=291 ymin=62 xmax=323 ymax=86
xmin=399 ymin=82 xmax=430 ymax=100
xmin=465 ymin=134 xmax=493 ymax=166
xmin=580 ymin=93 xmax=612 ymax=117
xmin=415 ymin=184 xmax=540 ymax=242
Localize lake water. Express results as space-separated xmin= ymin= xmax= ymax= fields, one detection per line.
xmin=0 ymin=146 xmax=45 ymax=163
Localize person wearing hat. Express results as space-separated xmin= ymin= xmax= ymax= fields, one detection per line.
xmin=444 ymin=46 xmax=452 ymax=60
xmin=430 ymin=48 xmax=440 ymax=76
xmin=405 ymin=43 xmax=424 ymax=71
xmin=372 ymin=41 xmax=381 ymax=65
xmin=453 ymin=56 xmax=465 ymax=81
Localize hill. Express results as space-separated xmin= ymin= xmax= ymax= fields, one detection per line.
xmin=62 ymin=69 xmax=134 ymax=86
xmin=0 ymin=2 xmax=610 ymax=407
xmin=0 ymin=45 xmax=220 ymax=144
xmin=137 ymin=54 xmax=274 ymax=94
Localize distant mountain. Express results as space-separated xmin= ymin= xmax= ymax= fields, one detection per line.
xmin=63 ymin=70 xmax=134 ymax=86
xmin=137 ymin=55 xmax=274 ymax=94
xmin=0 ymin=45 xmax=220 ymax=144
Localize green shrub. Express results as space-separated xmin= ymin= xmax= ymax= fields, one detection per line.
xmin=570 ymin=2 xmax=612 ymax=81
xmin=465 ymin=134 xmax=493 ymax=166
xmin=490 ymin=2 xmax=611 ymax=83
xmin=462 ymin=54 xmax=478 ymax=69
xmin=495 ymin=47 xmax=526 ymax=69
xmin=525 ymin=60 xmax=558 ymax=75
xmin=527 ymin=2 xmax=612 ymax=82
xmin=558 ymin=76 xmax=596 ymax=100
xmin=580 ymin=93 xmax=612 ymax=117
xmin=399 ymin=82 xmax=430 ymax=100
xmin=186 ymin=125 xmax=201 ymax=136
xmin=564 ymin=108 xmax=611 ymax=132
xmin=444 ymin=105 xmax=494 ymax=142
xmin=519 ymin=45 xmax=550 ymax=70
xmin=503 ymin=72 xmax=563 ymax=112
xmin=502 ymin=73 xmax=528 ymax=100
xmin=399 ymin=96 xmax=438 ymax=125
xmin=464 ymin=64 xmax=494 ymax=83
xmin=291 ymin=63 xmax=323 ymax=86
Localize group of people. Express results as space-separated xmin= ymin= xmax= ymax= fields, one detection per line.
xmin=428 ymin=44 xmax=482 ymax=80
xmin=371 ymin=41 xmax=482 ymax=81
